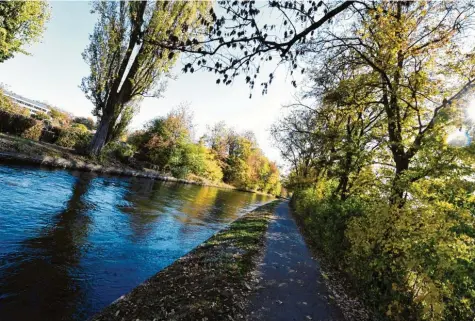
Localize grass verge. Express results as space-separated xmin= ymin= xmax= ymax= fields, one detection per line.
xmin=90 ymin=201 xmax=279 ymax=321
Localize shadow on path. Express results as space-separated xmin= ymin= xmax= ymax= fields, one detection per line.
xmin=247 ymin=201 xmax=345 ymax=321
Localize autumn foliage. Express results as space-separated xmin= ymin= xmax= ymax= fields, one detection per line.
xmin=277 ymin=2 xmax=475 ymax=320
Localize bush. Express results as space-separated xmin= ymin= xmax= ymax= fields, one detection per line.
xmin=40 ymin=126 xmax=62 ymax=144
xmin=292 ymin=183 xmax=475 ymax=321
xmin=71 ymin=123 xmax=89 ymax=133
xmin=32 ymin=111 xmax=49 ymax=121
xmin=56 ymin=126 xmax=91 ymax=152
xmin=72 ymin=117 xmax=95 ymax=130
xmin=101 ymin=141 xmax=135 ymax=163
xmin=0 ymin=110 xmax=37 ymax=136
xmin=21 ymin=122 xmax=44 ymax=141
xmin=292 ymin=184 xmax=365 ymax=264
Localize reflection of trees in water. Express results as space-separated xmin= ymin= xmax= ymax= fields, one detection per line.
xmin=120 ymin=179 xmax=195 ymax=241
xmin=0 ymin=173 xmax=95 ymax=321
xmin=178 ymin=186 xmax=219 ymax=223
xmin=180 ymin=188 xmax=269 ymax=226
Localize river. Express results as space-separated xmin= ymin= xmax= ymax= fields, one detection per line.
xmin=0 ymin=164 xmax=273 ymax=321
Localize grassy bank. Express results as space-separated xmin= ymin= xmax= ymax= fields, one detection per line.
xmin=90 ymin=201 xmax=278 ymax=321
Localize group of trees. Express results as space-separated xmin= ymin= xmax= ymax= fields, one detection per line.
xmin=127 ymin=106 xmax=281 ymax=194
xmin=203 ymin=121 xmax=281 ymax=193
xmin=274 ymin=2 xmax=475 ymax=320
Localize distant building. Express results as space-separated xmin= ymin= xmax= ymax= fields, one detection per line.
xmin=3 ymin=90 xmax=50 ymax=115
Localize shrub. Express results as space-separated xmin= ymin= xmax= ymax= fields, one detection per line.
xmin=21 ymin=121 xmax=44 ymax=141
xmin=0 ymin=110 xmax=37 ymax=136
xmin=292 ymin=184 xmax=364 ymax=264
xmin=101 ymin=141 xmax=135 ymax=163
xmin=292 ymin=182 xmax=475 ymax=321
xmin=71 ymin=123 xmax=89 ymax=133
xmin=40 ymin=126 xmax=62 ymax=144
xmin=72 ymin=116 xmax=95 ymax=130
xmin=32 ymin=111 xmax=49 ymax=121
xmin=56 ymin=126 xmax=91 ymax=152
xmin=49 ymin=107 xmax=71 ymax=127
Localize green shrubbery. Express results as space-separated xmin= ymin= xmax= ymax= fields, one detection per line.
xmin=56 ymin=126 xmax=92 ymax=152
xmin=292 ymin=182 xmax=475 ymax=321
xmin=0 ymin=110 xmax=38 ymax=136
xmin=100 ymin=141 xmax=135 ymax=163
xmin=21 ymin=122 xmax=44 ymax=141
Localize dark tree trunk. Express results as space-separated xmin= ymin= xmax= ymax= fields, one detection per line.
xmin=88 ymin=111 xmax=114 ymax=156
xmin=389 ymin=155 xmax=409 ymax=207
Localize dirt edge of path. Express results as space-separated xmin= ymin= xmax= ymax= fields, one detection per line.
xmin=90 ymin=201 xmax=280 ymax=321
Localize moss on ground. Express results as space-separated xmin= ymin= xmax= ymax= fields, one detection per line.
xmin=91 ymin=201 xmax=278 ymax=321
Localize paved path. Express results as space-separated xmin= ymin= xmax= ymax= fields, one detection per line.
xmin=247 ymin=201 xmax=344 ymax=321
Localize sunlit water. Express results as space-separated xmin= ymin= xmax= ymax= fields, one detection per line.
xmin=0 ymin=164 xmax=273 ymax=321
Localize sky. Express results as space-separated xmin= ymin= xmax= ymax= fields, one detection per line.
xmin=0 ymin=1 xmax=299 ymax=165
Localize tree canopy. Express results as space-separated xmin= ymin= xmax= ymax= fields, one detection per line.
xmin=0 ymin=1 xmax=50 ymax=63
xmin=81 ymin=0 xmax=211 ymax=155
xmin=274 ymin=2 xmax=475 ymax=319
xmin=148 ymin=0 xmax=365 ymax=95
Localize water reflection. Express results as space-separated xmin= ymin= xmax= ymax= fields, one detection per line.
xmin=0 ymin=172 xmax=94 ymax=321
xmin=0 ymin=165 xmax=273 ymax=321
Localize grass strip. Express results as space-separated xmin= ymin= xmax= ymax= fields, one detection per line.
xmin=91 ymin=201 xmax=279 ymax=321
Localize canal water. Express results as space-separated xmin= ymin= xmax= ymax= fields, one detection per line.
xmin=0 ymin=164 xmax=273 ymax=321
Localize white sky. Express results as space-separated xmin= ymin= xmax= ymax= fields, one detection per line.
xmin=0 ymin=1 xmax=298 ymax=165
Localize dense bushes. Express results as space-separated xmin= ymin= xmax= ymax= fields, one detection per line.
xmin=56 ymin=126 xmax=92 ymax=152
xmin=292 ymin=182 xmax=475 ymax=321
xmin=21 ymin=122 xmax=44 ymax=141
xmin=0 ymin=110 xmax=39 ymax=136
xmin=100 ymin=141 xmax=135 ymax=163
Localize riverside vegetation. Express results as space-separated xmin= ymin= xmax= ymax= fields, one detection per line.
xmin=3 ymin=1 xmax=475 ymax=320
xmin=0 ymin=90 xmax=281 ymax=195
xmin=272 ymin=2 xmax=475 ymax=321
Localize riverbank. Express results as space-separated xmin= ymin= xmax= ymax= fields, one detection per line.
xmin=90 ymin=201 xmax=278 ymax=321
xmin=0 ymin=133 xmax=247 ymax=191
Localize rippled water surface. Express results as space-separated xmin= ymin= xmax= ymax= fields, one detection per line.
xmin=0 ymin=164 xmax=273 ymax=321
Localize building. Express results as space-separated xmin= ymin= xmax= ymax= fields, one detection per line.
xmin=3 ymin=90 xmax=50 ymax=115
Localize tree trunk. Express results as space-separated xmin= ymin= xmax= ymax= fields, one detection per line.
xmin=389 ymin=155 xmax=409 ymax=207
xmin=87 ymin=111 xmax=114 ymax=156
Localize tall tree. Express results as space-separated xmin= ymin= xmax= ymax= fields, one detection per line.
xmin=0 ymin=1 xmax=50 ymax=63
xmin=310 ymin=1 xmax=475 ymax=205
xmin=81 ymin=0 xmax=210 ymax=156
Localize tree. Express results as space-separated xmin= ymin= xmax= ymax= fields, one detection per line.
xmin=81 ymin=0 xmax=211 ymax=156
xmin=149 ymin=1 xmax=366 ymax=95
xmin=0 ymin=1 xmax=50 ymax=62
xmin=309 ymin=1 xmax=475 ymax=205
xmin=275 ymin=2 xmax=475 ymax=319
